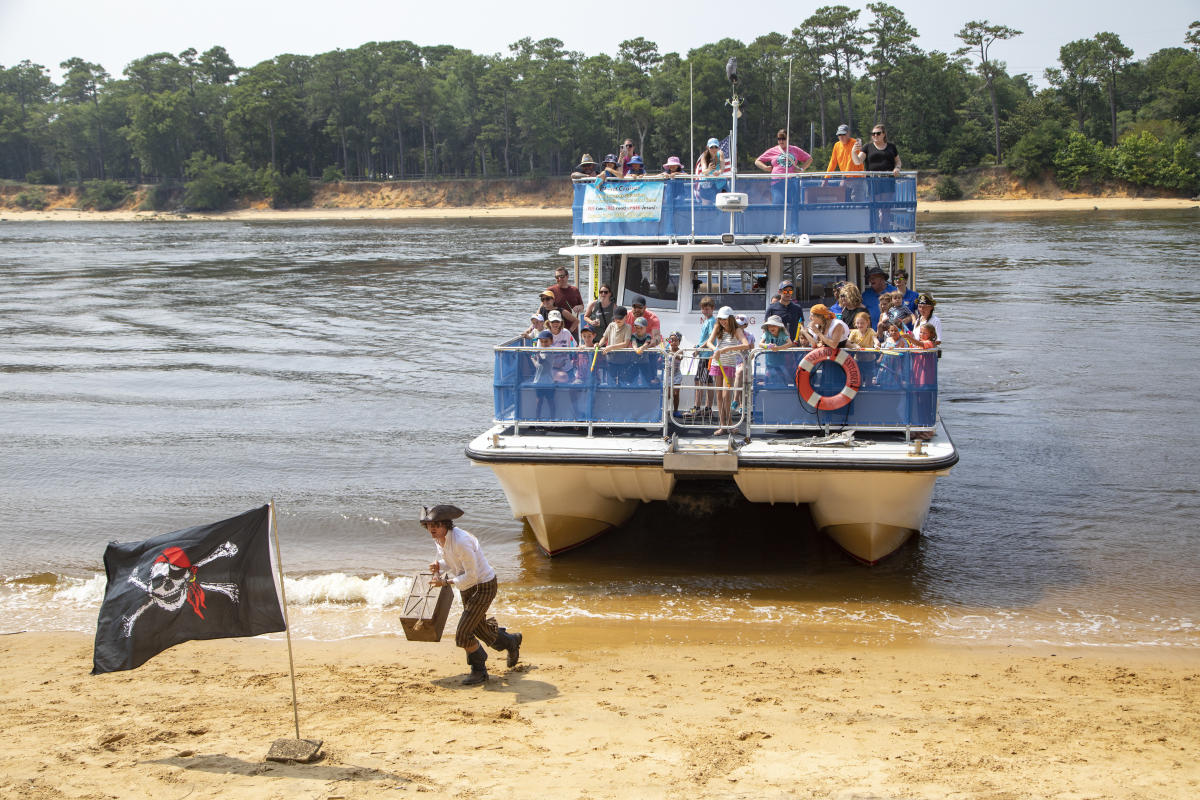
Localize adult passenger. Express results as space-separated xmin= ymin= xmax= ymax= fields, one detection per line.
xmin=423 ymin=504 xmax=522 ymax=686
xmin=767 ymin=280 xmax=804 ymax=340
xmin=826 ymin=124 xmax=865 ymax=174
xmin=893 ymin=269 xmax=918 ymax=313
xmin=629 ymin=296 xmax=661 ymax=341
xmin=571 ymin=154 xmax=599 ymax=180
xmin=914 ymin=293 xmax=943 ymax=344
xmin=862 ymin=125 xmax=902 ymax=174
xmin=754 ymin=128 xmax=812 ymax=205
xmin=695 ymin=137 xmax=728 ymax=203
xmin=584 ymin=283 xmax=616 ymax=336
xmin=861 ymin=267 xmax=895 ymax=327
xmin=836 ymin=283 xmax=869 ymax=329
xmin=533 ymin=289 xmax=557 ymax=326
xmin=797 ymin=304 xmax=849 ymax=349
xmin=619 ymin=139 xmax=639 ymax=176
xmin=548 ymin=267 xmax=584 ymax=335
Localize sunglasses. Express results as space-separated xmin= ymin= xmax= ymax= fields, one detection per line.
xmin=599 ymin=290 xmax=610 ymax=294
xmin=872 ymin=131 xmax=884 ymax=136
xmin=781 ymin=287 xmax=794 ymax=293
xmin=776 ymin=137 xmax=786 ymax=141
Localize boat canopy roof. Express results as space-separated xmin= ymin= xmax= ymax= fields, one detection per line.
xmin=572 ymin=171 xmax=918 ymax=243
xmin=559 ymin=240 xmax=924 ymax=257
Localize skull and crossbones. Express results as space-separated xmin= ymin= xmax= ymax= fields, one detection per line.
xmin=121 ymin=541 xmax=241 ymax=638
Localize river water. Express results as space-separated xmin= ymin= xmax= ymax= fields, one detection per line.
xmin=1 ymin=211 xmax=1198 ymax=647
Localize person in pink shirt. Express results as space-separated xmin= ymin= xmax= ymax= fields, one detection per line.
xmin=755 ymin=128 xmax=812 ymax=206
xmin=628 ymin=296 xmax=661 ymax=343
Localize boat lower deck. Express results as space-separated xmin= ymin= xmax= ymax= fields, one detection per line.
xmin=466 ymin=420 xmax=957 ymax=562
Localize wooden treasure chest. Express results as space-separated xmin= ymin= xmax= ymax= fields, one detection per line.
xmin=400 ymin=572 xmax=453 ymax=642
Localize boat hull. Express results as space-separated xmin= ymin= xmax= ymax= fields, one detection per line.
xmin=467 ymin=422 xmax=956 ymax=562
xmin=482 ymin=461 xmax=675 ymax=555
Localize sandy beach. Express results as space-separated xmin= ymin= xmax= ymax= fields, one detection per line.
xmin=1 ymin=196 xmax=1196 ymax=223
xmin=2 ymin=627 xmax=1196 ymax=799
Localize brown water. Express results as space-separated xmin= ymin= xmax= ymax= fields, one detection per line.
xmin=1 ymin=212 xmax=1198 ymax=647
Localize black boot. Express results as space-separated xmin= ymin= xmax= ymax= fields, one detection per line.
xmin=461 ymin=646 xmax=488 ymax=686
xmin=493 ymin=627 xmax=523 ymax=668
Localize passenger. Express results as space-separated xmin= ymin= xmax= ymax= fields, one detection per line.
xmin=531 ymin=329 xmax=555 ymax=417
xmin=570 ymin=153 xmax=599 ymax=180
xmin=918 ymin=323 xmax=937 ymax=348
xmin=660 ymin=156 xmax=686 ymax=177
xmin=695 ymin=137 xmax=728 ymax=203
xmin=826 ymin=124 xmax=866 ymax=174
xmin=600 ymin=154 xmax=621 ymax=179
xmin=629 ymin=296 xmax=661 ymax=342
xmin=875 ymin=292 xmax=897 ymax=343
xmin=533 ymin=289 xmax=557 ymax=326
xmin=629 ymin=317 xmax=659 ymax=386
xmin=619 ymin=139 xmax=638 ymax=175
xmin=575 ymin=322 xmax=597 ymax=382
xmin=703 ymin=306 xmax=750 ymax=436
xmin=691 ymin=296 xmax=717 ymax=418
xmin=584 ymin=283 xmax=616 ymax=335
xmin=760 ymin=315 xmax=792 ymax=386
xmin=862 ymin=267 xmax=895 ymax=327
xmin=754 ymin=128 xmax=812 ymax=205
xmin=894 ymin=269 xmax=918 ymax=313
xmin=548 ymin=266 xmax=583 ymax=335
xmin=863 ymin=125 xmax=902 ymax=175
xmin=666 ymin=332 xmax=684 ymax=412
xmin=837 ymin=283 xmax=868 ymax=329
xmin=732 ymin=314 xmax=755 ymax=406
xmin=624 ymin=155 xmax=646 ymax=178
xmin=522 ymin=312 xmax=545 ymax=341
xmin=914 ymin=293 xmax=943 ymax=344
xmin=546 ymin=310 xmax=577 ymax=348
xmin=847 ymin=312 xmax=878 ymax=349
xmin=631 ymin=317 xmax=653 ymax=352
xmin=599 ymin=305 xmax=632 ymax=351
xmin=797 ymin=304 xmax=849 ymax=349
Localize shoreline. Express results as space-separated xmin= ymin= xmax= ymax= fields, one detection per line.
xmin=2 ymin=629 xmax=1198 ymax=798
xmin=1 ymin=196 xmax=1196 ymax=223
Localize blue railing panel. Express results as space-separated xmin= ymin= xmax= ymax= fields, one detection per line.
xmin=493 ymin=342 xmax=936 ymax=429
xmin=572 ymin=173 xmax=917 ymax=239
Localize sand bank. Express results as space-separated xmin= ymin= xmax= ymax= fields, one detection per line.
xmin=2 ymin=628 xmax=1197 ymax=799
xmin=1 ymin=197 xmax=1196 ymax=224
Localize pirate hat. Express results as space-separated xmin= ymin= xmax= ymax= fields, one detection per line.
xmin=420 ymin=504 xmax=464 ymax=523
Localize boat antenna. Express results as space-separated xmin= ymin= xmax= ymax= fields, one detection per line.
xmin=783 ymin=56 xmax=793 ymax=236
xmin=726 ymin=57 xmax=740 ymax=196
xmin=689 ymin=60 xmax=695 ymax=242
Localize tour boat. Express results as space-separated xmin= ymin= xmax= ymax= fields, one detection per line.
xmin=466 ymin=90 xmax=957 ymax=563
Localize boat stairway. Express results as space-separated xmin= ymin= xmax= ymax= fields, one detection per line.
xmin=663 ymin=432 xmax=739 ymax=476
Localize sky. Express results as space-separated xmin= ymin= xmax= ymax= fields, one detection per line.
xmin=1 ymin=0 xmax=1196 ymax=87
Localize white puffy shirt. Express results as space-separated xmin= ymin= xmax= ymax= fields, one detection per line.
xmin=435 ymin=527 xmax=496 ymax=592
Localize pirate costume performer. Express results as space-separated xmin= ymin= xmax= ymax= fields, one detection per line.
xmin=422 ymin=504 xmax=523 ymax=685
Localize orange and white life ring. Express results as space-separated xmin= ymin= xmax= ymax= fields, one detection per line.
xmin=795 ymin=347 xmax=861 ymax=410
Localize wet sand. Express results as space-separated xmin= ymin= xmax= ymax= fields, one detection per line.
xmin=1 ymin=197 xmax=1196 ymax=223
xmin=2 ymin=628 xmax=1197 ymax=799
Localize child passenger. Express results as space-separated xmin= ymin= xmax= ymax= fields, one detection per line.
xmin=692 ymin=297 xmax=716 ymax=417
xmin=760 ymin=315 xmax=791 ymax=386
xmin=666 ymin=331 xmax=684 ymax=412
xmin=848 ymin=312 xmax=878 ymax=349
xmin=531 ymin=329 xmax=555 ymax=417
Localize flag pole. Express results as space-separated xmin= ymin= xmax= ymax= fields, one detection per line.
xmin=270 ymin=499 xmax=301 ymax=740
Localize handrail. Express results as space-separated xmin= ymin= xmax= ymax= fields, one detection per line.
xmin=492 ymin=341 xmax=938 ymax=435
xmin=571 ymin=170 xmax=918 ymax=183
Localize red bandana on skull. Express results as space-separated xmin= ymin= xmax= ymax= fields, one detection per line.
xmin=155 ymin=546 xmax=207 ymax=619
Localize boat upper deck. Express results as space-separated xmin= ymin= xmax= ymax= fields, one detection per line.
xmin=572 ymin=171 xmax=917 ymax=242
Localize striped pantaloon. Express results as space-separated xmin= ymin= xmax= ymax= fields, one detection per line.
xmin=455 ymin=577 xmax=500 ymax=649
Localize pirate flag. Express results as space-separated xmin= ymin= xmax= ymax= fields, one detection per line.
xmin=92 ymin=505 xmax=286 ymax=674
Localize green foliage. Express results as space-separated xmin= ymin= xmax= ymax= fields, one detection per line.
xmin=15 ymin=188 xmax=48 ymax=209
xmin=321 ymin=165 xmax=344 ymax=183
xmin=78 ymin=179 xmax=130 ymax=210
xmin=935 ymin=175 xmax=963 ymax=200
xmin=1053 ymin=132 xmax=1106 ymax=189
xmin=139 ymin=183 xmax=175 ymax=210
xmin=937 ymin=119 xmax=990 ymax=174
xmin=1110 ymin=130 xmax=1199 ymax=190
xmin=1007 ymin=121 xmax=1067 ymax=181
xmin=260 ymin=167 xmax=313 ymax=208
xmin=183 ymin=154 xmax=256 ymax=210
xmin=25 ymin=168 xmax=58 ymax=184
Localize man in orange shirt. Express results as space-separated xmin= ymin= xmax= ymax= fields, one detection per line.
xmin=826 ymin=124 xmax=865 ymax=173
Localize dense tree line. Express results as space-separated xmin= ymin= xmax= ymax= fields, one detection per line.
xmin=2 ymin=8 xmax=1198 ymax=205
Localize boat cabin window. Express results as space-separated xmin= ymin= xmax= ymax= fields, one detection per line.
xmin=623 ymin=257 xmax=679 ymax=310
xmin=780 ymin=255 xmax=850 ymax=306
xmin=690 ymin=257 xmax=768 ymax=311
